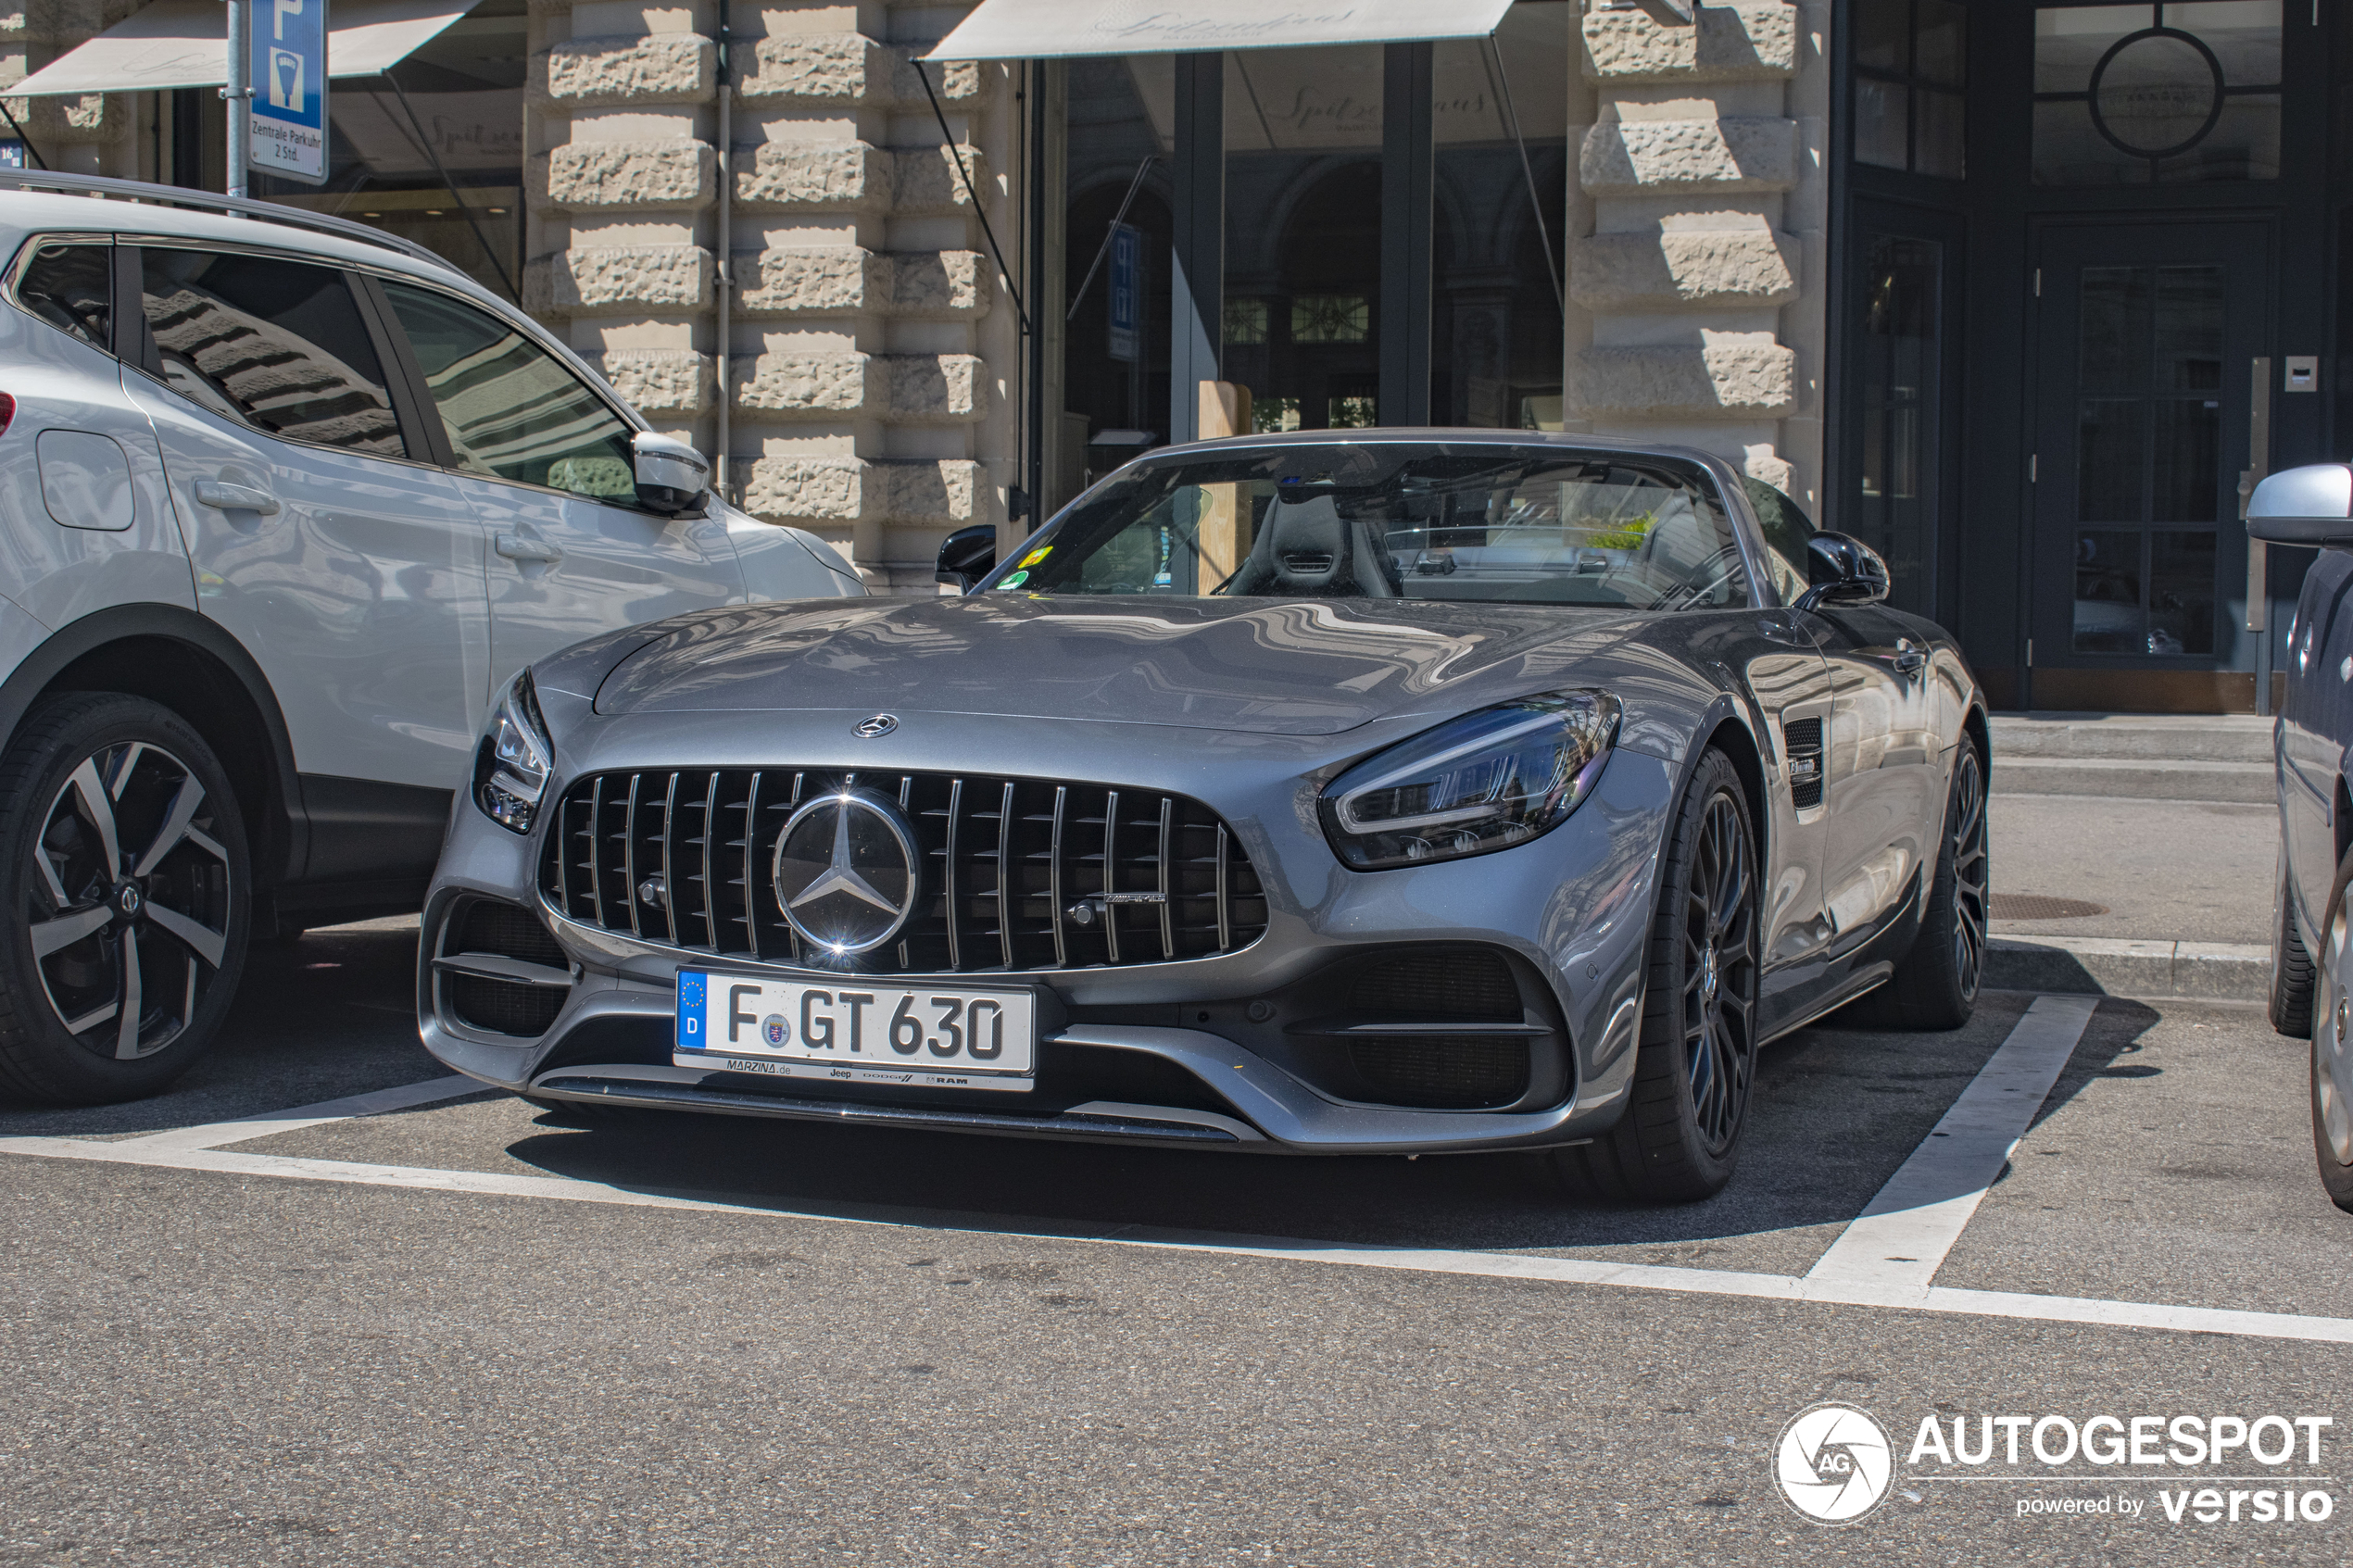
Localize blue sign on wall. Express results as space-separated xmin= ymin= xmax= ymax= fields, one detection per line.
xmin=249 ymin=0 xmax=328 ymax=183
xmin=1108 ymin=222 xmax=1141 ymax=364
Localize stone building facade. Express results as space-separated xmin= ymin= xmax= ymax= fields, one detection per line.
xmin=10 ymin=0 xmax=2353 ymax=714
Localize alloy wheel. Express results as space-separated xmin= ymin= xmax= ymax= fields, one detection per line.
xmin=1949 ymin=748 xmax=1988 ymax=1000
xmin=26 ymin=741 xmax=235 ymax=1060
xmin=1682 ymin=790 xmax=1758 ymax=1154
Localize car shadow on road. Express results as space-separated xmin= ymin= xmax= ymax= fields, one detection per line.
xmin=0 ymin=922 xmax=437 ymax=1139
xmin=497 ymin=989 xmax=2161 ymax=1266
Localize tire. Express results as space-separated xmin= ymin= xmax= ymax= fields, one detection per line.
xmin=0 ymin=695 xmax=250 ymax=1105
xmin=2307 ymin=868 xmax=2353 ymax=1213
xmin=2270 ymin=842 xmax=2316 ymax=1038
xmin=1550 ymin=747 xmax=1761 ymax=1204
xmin=1860 ymin=735 xmax=1987 ymax=1031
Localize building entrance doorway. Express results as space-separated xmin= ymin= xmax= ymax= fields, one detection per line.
xmin=2028 ymin=219 xmax=2272 ymax=711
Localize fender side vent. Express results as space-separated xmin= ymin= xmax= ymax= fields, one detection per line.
xmin=1783 ymin=717 xmax=1825 ymax=809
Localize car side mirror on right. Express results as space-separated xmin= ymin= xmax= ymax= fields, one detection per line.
xmin=1792 ymin=531 xmax=1890 ymax=614
xmin=2246 ymin=463 xmax=2353 ymax=546
xmin=632 ymin=431 xmax=711 ymax=517
xmin=936 ymin=523 xmax=996 ymax=592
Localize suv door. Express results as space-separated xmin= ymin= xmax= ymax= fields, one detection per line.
xmin=371 ymin=279 xmax=741 ymax=684
xmin=120 ymin=245 xmax=491 ymax=817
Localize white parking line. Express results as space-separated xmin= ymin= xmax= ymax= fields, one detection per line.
xmin=1806 ymin=993 xmax=2100 ymax=1290
xmin=1 ymin=1109 xmax=2347 ymax=1348
xmin=107 ymin=1074 xmax=483 ymax=1153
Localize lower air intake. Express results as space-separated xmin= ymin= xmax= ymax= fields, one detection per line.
xmin=1350 ymin=1035 xmax=1530 ymax=1110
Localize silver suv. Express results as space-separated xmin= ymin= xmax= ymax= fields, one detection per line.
xmin=0 ymin=172 xmax=862 ymax=1105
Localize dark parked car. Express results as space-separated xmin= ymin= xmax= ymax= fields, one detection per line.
xmin=2252 ymin=461 xmax=2353 ymax=1211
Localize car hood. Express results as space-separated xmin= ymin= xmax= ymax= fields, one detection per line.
xmin=592 ymin=596 xmax=1653 ymax=735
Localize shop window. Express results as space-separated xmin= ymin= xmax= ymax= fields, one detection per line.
xmin=1221 ymin=43 xmax=1385 ymax=432
xmin=258 ymin=0 xmax=526 ymax=299
xmin=2032 ymin=1 xmax=2282 ymax=185
xmin=1852 ymin=0 xmax=1967 ymax=177
xmin=1062 ymin=53 xmax=1176 ymax=492
xmin=1432 ymin=6 xmax=1569 ymax=429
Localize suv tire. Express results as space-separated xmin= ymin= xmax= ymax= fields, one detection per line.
xmin=0 ymin=695 xmax=250 ymax=1105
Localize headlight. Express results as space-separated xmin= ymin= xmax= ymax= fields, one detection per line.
xmin=1319 ymin=691 xmax=1620 ymax=870
xmin=474 ymin=671 xmax=553 ymax=834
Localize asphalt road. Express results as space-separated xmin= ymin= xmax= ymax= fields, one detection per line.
xmin=0 ymin=920 xmax=2347 ymax=1566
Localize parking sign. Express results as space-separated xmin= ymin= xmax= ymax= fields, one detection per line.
xmin=249 ymin=0 xmax=327 ymax=183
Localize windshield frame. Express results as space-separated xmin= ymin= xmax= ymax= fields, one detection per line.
xmin=982 ymin=433 xmax=1784 ymax=611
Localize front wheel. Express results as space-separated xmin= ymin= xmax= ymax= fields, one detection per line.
xmin=1549 ymin=747 xmax=1761 ymax=1204
xmin=0 ymin=695 xmax=250 ymax=1105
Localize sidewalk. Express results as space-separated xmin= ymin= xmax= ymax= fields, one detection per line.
xmin=1983 ymin=792 xmax=2275 ymax=1003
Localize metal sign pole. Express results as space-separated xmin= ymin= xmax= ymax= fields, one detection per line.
xmin=223 ymin=0 xmax=250 ymax=196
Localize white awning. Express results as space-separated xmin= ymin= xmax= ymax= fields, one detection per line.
xmin=9 ymin=0 xmax=474 ymax=96
xmin=923 ymin=0 xmax=1516 ymax=61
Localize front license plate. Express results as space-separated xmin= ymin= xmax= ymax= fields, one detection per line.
xmin=673 ymin=971 xmax=1037 ymax=1091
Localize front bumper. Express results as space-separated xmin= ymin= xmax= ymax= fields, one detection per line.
xmin=418 ymin=723 xmax=1680 ymax=1156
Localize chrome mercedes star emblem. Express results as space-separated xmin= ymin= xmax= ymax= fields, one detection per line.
xmin=852 ymin=713 xmax=899 ymax=739
xmin=771 ymin=791 xmax=920 ymax=954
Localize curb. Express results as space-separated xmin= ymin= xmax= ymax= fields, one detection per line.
xmin=1990 ymin=757 xmax=2272 ymax=804
xmin=1985 ymin=935 xmax=2269 ymax=1004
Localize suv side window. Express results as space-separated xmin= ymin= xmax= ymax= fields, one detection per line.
xmin=135 ymin=248 xmax=407 ymax=459
xmin=16 ymin=243 xmax=113 ymax=352
xmin=379 ymin=281 xmax=637 ymax=502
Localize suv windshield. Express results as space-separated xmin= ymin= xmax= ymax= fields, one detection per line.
xmin=994 ymin=443 xmax=1748 ymax=609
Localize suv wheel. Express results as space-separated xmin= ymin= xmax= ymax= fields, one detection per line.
xmin=0 ymin=695 xmax=250 ymax=1105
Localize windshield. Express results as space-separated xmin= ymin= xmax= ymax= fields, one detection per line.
xmin=991 ymin=443 xmax=1750 ymax=609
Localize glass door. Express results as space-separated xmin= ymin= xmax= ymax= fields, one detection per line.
xmin=2029 ymin=220 xmax=2272 ymax=709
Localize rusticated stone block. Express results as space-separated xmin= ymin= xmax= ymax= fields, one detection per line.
xmin=738 ymin=33 xmax=893 ymax=102
xmin=879 ymin=458 xmax=980 ymax=523
xmin=734 ymin=142 xmax=888 ymax=210
xmin=887 ymin=250 xmax=988 ymax=316
xmin=744 ymin=457 xmax=869 ymax=522
xmin=547 ymin=139 xmax=714 ymax=209
xmin=523 ymin=245 xmax=713 ymax=313
xmin=590 ymin=348 xmax=711 ymax=413
xmin=735 ymin=351 xmax=875 ymax=415
xmin=544 ymin=32 xmax=713 ymax=107
xmin=886 ymin=49 xmax=982 ymax=105
xmin=1583 ymin=5 xmax=1798 ymax=82
xmin=887 ymin=355 xmax=984 ymax=421
xmin=0 ymin=91 xmax=129 ymax=144
xmin=1579 ymin=118 xmax=1797 ymax=194
xmin=734 ymin=247 xmax=883 ymax=315
xmin=1570 ymin=341 xmax=1794 ymax=419
xmin=893 ymin=144 xmax=988 ymax=214
xmin=1568 ymin=230 xmax=1800 ymax=310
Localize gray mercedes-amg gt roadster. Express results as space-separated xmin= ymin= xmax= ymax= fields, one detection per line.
xmin=419 ymin=431 xmax=1989 ymax=1202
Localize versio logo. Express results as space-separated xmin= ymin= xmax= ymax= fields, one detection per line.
xmin=1777 ymin=1403 xmax=1895 ymax=1524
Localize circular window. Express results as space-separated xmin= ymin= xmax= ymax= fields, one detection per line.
xmin=2087 ymin=27 xmax=2227 ymax=159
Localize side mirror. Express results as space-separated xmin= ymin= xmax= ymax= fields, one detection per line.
xmin=633 ymin=431 xmax=711 ymax=516
xmin=1793 ymin=531 xmax=1890 ymax=614
xmin=936 ymin=523 xmax=996 ymax=592
xmin=2246 ymin=463 xmax=2353 ymax=546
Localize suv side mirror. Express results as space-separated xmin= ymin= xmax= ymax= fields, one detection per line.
xmin=936 ymin=523 xmax=996 ymax=591
xmin=2247 ymin=463 xmax=2353 ymax=546
xmin=1793 ymin=531 xmax=1890 ymax=614
xmin=633 ymin=431 xmax=711 ymax=516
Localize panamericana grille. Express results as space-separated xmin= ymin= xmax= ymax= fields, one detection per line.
xmin=537 ymin=770 xmax=1268 ymax=973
